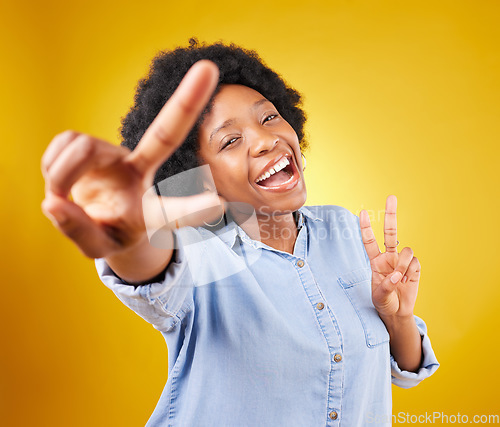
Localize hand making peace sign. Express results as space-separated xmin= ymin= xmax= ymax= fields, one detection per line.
xmin=41 ymin=61 xmax=223 ymax=261
xmin=360 ymin=195 xmax=421 ymax=320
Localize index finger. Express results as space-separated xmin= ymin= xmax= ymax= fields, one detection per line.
xmin=360 ymin=209 xmax=381 ymax=261
xmin=384 ymin=195 xmax=398 ymax=253
xmin=127 ymin=60 xmax=219 ymax=178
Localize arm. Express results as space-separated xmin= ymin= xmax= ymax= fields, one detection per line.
xmin=105 ymin=234 xmax=173 ymax=284
xmin=390 ymin=315 xmax=440 ymax=387
xmin=380 ymin=313 xmax=422 ymax=373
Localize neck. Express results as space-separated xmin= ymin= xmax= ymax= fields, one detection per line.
xmin=231 ymin=209 xmax=298 ymax=254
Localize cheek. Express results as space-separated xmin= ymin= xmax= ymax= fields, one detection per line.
xmin=211 ymin=161 xmax=249 ymax=193
xmin=280 ymin=122 xmax=300 ymax=144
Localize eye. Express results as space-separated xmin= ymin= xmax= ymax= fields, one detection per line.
xmin=263 ymin=114 xmax=278 ymax=124
xmin=220 ymin=137 xmax=239 ymax=150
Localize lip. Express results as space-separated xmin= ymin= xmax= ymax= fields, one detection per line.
xmin=253 ymin=153 xmax=301 ymax=192
xmin=255 ymin=153 xmax=289 ymax=181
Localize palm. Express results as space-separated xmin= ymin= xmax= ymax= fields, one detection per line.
xmin=71 ymin=155 xmax=148 ymax=245
xmin=360 ymin=196 xmax=420 ymax=319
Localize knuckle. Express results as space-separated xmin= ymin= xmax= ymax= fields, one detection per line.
xmin=62 ymin=222 xmax=86 ymax=242
xmin=44 ymin=169 xmax=54 ymax=185
xmin=58 ymin=129 xmax=80 ymax=140
xmin=152 ymin=124 xmax=174 ymax=145
xmin=41 ymin=157 xmax=50 ymax=175
xmin=52 ymin=130 xmax=79 ymax=144
xmin=72 ymin=134 xmax=96 ymax=158
xmin=177 ymin=98 xmax=197 ymax=116
xmin=41 ymin=157 xmax=48 ymax=173
xmin=43 ymin=131 xmax=81 ymax=171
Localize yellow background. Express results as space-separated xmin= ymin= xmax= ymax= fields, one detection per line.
xmin=2 ymin=0 xmax=499 ymax=425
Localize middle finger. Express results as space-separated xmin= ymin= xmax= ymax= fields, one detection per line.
xmin=384 ymin=195 xmax=398 ymax=253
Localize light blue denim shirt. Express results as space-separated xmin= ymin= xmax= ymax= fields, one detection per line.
xmin=96 ymin=205 xmax=439 ymax=427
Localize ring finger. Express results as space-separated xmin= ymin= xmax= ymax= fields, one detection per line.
xmin=402 ymin=256 xmax=421 ymax=284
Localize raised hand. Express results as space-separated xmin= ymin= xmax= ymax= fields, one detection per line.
xmin=359 ymin=195 xmax=421 ymax=319
xmin=41 ymin=61 xmax=222 ymax=271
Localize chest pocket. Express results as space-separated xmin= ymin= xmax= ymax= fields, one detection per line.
xmin=338 ymin=268 xmax=390 ymax=347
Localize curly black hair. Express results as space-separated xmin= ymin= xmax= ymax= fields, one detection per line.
xmin=121 ymin=38 xmax=308 ymax=188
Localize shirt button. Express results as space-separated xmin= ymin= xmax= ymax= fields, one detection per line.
xmin=334 ymin=354 xmax=342 ymax=363
xmin=329 ymin=411 xmax=338 ymax=420
xmin=296 ymin=259 xmax=305 ymax=268
xmin=316 ymin=302 xmax=325 ymax=310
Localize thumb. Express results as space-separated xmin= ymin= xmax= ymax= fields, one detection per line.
xmin=374 ymin=270 xmax=402 ymax=297
xmin=389 ymin=270 xmax=403 ymax=284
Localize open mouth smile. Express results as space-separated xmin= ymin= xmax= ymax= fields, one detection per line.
xmin=254 ymin=154 xmax=300 ymax=192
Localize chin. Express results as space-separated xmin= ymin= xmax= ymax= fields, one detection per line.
xmin=258 ymin=186 xmax=307 ymax=216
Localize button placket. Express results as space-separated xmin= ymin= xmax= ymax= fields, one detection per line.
xmin=291 ymin=253 xmax=343 ymax=425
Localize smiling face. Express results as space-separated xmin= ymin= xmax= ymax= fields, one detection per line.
xmin=198 ymin=84 xmax=307 ymax=217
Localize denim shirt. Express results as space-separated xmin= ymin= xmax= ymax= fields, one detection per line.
xmin=96 ymin=205 xmax=439 ymax=427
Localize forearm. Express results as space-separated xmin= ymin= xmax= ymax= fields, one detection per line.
xmin=380 ymin=314 xmax=423 ymax=373
xmin=105 ymin=232 xmax=173 ymax=284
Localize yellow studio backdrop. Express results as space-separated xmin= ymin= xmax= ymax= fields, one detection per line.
xmin=2 ymin=0 xmax=499 ymax=425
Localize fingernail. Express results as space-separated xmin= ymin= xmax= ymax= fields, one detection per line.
xmin=390 ymin=272 xmax=402 ymax=284
xmin=402 ymin=276 xmax=408 ymax=284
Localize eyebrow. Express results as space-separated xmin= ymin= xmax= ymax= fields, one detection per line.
xmin=209 ymin=98 xmax=271 ymax=144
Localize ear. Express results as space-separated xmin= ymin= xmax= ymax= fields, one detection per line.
xmin=192 ymin=160 xmax=217 ymax=195
xmin=202 ymin=181 xmax=215 ymax=192
xmin=199 ymin=167 xmax=217 ymax=194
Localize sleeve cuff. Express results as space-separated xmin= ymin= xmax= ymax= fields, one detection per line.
xmin=390 ymin=315 xmax=440 ymax=388
xmin=95 ymin=240 xmax=193 ymax=332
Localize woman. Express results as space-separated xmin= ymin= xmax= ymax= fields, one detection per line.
xmin=41 ymin=40 xmax=439 ymax=426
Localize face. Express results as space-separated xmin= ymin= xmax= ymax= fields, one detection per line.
xmin=198 ymin=84 xmax=307 ymax=217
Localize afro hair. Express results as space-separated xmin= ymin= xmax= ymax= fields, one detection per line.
xmin=120 ymin=38 xmax=308 ymax=187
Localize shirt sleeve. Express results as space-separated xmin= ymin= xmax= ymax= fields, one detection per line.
xmin=95 ymin=239 xmax=194 ymax=333
xmin=390 ymin=315 xmax=440 ymax=388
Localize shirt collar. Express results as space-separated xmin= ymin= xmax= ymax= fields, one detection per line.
xmin=297 ymin=206 xmax=324 ymax=224
xmin=214 ymin=206 xmax=323 ymax=250
xmin=214 ymin=222 xmax=239 ymax=248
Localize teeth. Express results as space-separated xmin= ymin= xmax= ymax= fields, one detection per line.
xmin=255 ymin=157 xmax=290 ymax=183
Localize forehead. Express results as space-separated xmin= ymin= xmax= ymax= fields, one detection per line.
xmin=198 ymin=84 xmax=273 ymax=149
xmin=208 ymin=84 xmax=269 ymax=115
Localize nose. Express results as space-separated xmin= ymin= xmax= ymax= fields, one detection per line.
xmin=248 ymin=128 xmax=278 ymax=157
